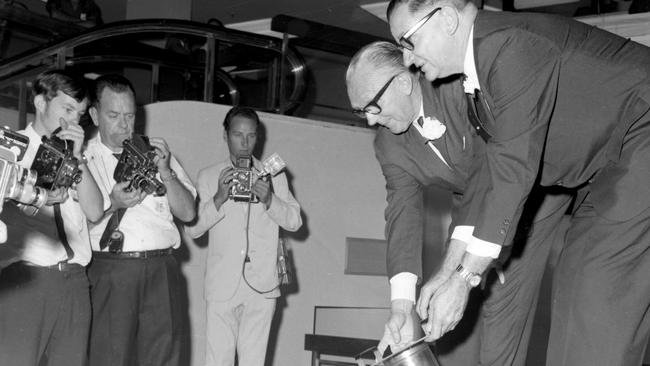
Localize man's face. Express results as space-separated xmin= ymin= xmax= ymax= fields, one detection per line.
xmin=90 ymin=88 xmax=136 ymax=152
xmin=348 ymin=72 xmax=416 ymax=134
xmin=35 ymin=90 xmax=88 ymax=135
xmin=225 ymin=115 xmax=258 ymax=162
xmin=389 ymin=3 xmax=454 ymax=81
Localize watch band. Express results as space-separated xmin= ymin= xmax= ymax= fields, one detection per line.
xmin=455 ymin=264 xmax=482 ymax=288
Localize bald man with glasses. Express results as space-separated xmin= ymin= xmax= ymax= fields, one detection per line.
xmin=347 ymin=41 xmax=571 ymax=366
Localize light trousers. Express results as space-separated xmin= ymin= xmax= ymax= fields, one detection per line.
xmin=205 ymin=279 xmax=277 ymax=366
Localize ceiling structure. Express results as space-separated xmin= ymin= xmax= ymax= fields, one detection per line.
xmin=192 ymin=0 xmax=585 ymax=39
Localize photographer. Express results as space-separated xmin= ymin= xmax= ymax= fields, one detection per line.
xmin=185 ymin=106 xmax=302 ymax=366
xmin=0 ymin=69 xmax=104 ymax=366
xmin=84 ymin=74 xmax=196 ymax=366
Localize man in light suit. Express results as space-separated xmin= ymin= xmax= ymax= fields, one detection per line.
xmin=387 ymin=1 xmax=650 ymax=365
xmin=186 ymin=106 xmax=302 ymax=366
xmin=347 ymin=41 xmax=570 ymax=366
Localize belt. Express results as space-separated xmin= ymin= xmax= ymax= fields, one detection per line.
xmin=21 ymin=261 xmax=84 ymax=272
xmin=92 ymin=248 xmax=173 ymax=259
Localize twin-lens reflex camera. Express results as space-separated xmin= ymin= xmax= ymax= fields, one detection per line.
xmin=114 ymin=134 xmax=166 ymax=196
xmin=0 ymin=127 xmax=48 ymax=213
xmin=229 ymin=153 xmax=286 ymax=203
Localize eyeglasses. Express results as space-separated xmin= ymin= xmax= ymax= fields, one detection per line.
xmin=352 ymin=74 xmax=399 ymax=118
xmin=398 ymin=7 xmax=441 ymax=51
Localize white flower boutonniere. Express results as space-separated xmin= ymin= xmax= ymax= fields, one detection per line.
xmin=420 ymin=116 xmax=447 ymax=141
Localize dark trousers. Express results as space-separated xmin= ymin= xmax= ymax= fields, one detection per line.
xmin=547 ymin=196 xmax=650 ymax=366
xmin=0 ymin=262 xmax=91 ymax=366
xmin=437 ymin=191 xmax=572 ymax=366
xmin=546 ymin=117 xmax=650 ymax=366
xmin=87 ymin=254 xmax=183 ymax=366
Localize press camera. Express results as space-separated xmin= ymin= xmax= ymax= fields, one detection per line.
xmin=229 ymin=153 xmax=286 ymax=203
xmin=0 ymin=127 xmax=48 ymax=213
xmin=31 ymin=129 xmax=82 ymax=189
xmin=114 ymin=134 xmax=166 ymax=196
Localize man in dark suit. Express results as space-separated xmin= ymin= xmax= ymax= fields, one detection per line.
xmin=387 ymin=1 xmax=650 ymax=365
xmin=346 ymin=41 xmax=570 ymax=366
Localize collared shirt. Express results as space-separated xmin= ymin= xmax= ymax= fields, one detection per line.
xmin=0 ymin=123 xmax=92 ymax=267
xmin=463 ymin=25 xmax=481 ymax=94
xmin=453 ymin=23 xmax=502 ymax=259
xmin=85 ymin=134 xmax=196 ymax=252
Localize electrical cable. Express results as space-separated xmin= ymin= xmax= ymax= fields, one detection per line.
xmin=240 ymin=198 xmax=281 ymax=294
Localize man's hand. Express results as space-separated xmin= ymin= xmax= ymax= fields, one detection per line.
xmin=55 ymin=118 xmax=85 ymax=159
xmin=213 ymin=166 xmax=235 ymax=210
xmin=148 ymin=137 xmax=172 ymax=173
xmin=252 ymin=178 xmax=272 ymax=207
xmin=416 ymin=268 xmax=454 ymax=321
xmin=46 ymin=187 xmax=69 ymax=205
xmin=110 ymin=181 xmax=146 ymax=210
xmin=378 ymin=299 xmax=422 ymax=356
xmin=421 ymin=276 xmax=470 ymax=342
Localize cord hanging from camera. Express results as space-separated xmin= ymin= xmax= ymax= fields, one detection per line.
xmin=241 ymin=198 xmax=281 ymax=295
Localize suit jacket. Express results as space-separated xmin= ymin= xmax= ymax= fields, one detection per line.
xmin=462 ymin=11 xmax=650 ymax=245
xmin=186 ymin=159 xmax=302 ymax=301
xmin=375 ymin=77 xmax=481 ymax=279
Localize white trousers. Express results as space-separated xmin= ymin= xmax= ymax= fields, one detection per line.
xmin=204 ymin=279 xmax=277 ymax=366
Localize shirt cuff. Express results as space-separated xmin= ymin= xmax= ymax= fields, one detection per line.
xmin=466 ymin=236 xmax=502 ymax=258
xmin=451 ymin=225 xmax=474 ymax=243
xmin=389 ymin=272 xmax=417 ymax=303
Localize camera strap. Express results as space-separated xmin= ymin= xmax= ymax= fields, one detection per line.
xmin=53 ymin=203 xmax=74 ymax=261
xmin=99 ymin=207 xmax=127 ymax=252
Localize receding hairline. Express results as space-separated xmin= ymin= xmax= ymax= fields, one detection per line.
xmin=346 ymin=41 xmax=407 ymax=86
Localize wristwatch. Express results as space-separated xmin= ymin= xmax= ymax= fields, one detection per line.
xmin=455 ymin=264 xmax=482 ymax=288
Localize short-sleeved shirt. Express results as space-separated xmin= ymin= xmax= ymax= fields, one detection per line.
xmin=85 ymin=134 xmax=196 ymax=252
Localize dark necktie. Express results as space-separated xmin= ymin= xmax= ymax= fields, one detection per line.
xmin=465 ymin=89 xmax=493 ymax=143
xmin=53 ymin=203 xmax=74 ymax=261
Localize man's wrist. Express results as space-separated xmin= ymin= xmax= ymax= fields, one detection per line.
xmin=213 ymin=194 xmax=226 ymax=210
xmin=391 ymin=298 xmax=414 ymax=313
xmin=160 ymin=169 xmax=177 ymax=183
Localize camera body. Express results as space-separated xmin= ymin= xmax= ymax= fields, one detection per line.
xmin=114 ymin=134 xmax=166 ymax=196
xmin=0 ymin=127 xmax=48 ymax=213
xmin=229 ymin=155 xmax=258 ymax=203
xmin=228 ymin=153 xmax=287 ymax=203
xmin=31 ymin=132 xmax=82 ymax=190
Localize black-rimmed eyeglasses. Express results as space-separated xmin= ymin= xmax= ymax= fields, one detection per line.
xmin=352 ymin=74 xmax=399 ymax=118
xmin=398 ymin=7 xmax=441 ymax=51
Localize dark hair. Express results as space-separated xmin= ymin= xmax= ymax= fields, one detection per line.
xmin=223 ymin=106 xmax=260 ymax=132
xmin=93 ymin=73 xmax=136 ymax=107
xmin=32 ymin=69 xmax=89 ymax=103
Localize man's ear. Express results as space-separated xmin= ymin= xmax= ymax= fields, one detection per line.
xmin=33 ymin=94 xmax=46 ymax=114
xmin=396 ymin=72 xmax=414 ymax=95
xmin=88 ymin=106 xmax=99 ymax=127
xmin=440 ymin=5 xmax=460 ymax=36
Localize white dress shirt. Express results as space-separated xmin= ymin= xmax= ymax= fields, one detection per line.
xmin=85 ymin=134 xmax=196 ymax=252
xmin=0 ymin=123 xmax=93 ymax=267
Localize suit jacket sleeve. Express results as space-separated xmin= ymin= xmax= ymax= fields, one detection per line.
xmin=463 ymin=29 xmax=561 ymax=245
xmin=185 ymin=166 xmax=225 ymax=239
xmin=265 ymin=171 xmax=302 ymax=232
xmin=375 ymin=131 xmax=423 ymax=280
